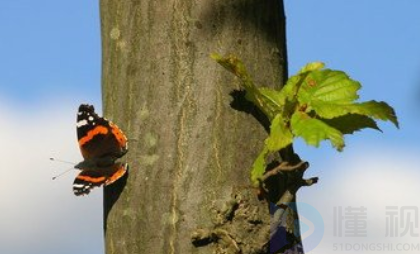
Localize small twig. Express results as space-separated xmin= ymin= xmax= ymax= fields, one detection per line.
xmin=260 ymin=161 xmax=309 ymax=182
xmin=271 ymin=189 xmax=294 ymax=230
xmin=300 ymin=177 xmax=319 ymax=187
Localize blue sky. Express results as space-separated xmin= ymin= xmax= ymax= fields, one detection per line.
xmin=1 ymin=1 xmax=419 ymax=254
xmin=0 ymin=1 xmax=101 ymax=106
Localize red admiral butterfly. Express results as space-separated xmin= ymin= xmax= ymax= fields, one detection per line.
xmin=73 ymin=104 xmax=128 ymax=196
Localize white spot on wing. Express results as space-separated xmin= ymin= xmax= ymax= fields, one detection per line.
xmin=88 ymin=116 xmax=94 ymax=121
xmin=76 ymin=119 xmax=88 ymax=128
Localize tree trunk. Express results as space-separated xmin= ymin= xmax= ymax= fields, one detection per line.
xmin=101 ymin=0 xmax=303 ymax=253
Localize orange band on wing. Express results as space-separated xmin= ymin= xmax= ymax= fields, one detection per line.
xmin=79 ymin=126 xmax=108 ymax=146
xmin=76 ymin=175 xmax=107 ymax=183
xmin=110 ymin=123 xmax=128 ymax=147
xmin=105 ymin=167 xmax=127 ymax=185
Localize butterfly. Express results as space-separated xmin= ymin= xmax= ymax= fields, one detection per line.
xmin=72 ymin=104 xmax=128 ymax=195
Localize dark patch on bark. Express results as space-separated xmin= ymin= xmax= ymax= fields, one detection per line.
xmin=103 ymin=169 xmax=129 ymax=234
xmin=229 ymin=90 xmax=271 ymax=133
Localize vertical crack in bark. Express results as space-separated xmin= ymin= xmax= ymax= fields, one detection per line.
xmin=212 ymin=85 xmax=223 ymax=185
xmin=169 ymin=1 xmax=194 ymax=253
xmin=171 ymin=106 xmax=186 ymax=254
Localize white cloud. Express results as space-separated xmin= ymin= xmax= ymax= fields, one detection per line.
xmin=0 ymin=101 xmax=103 ymax=254
xmin=298 ymin=146 xmax=420 ymax=254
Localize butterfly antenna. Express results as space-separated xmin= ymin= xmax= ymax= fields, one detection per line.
xmin=49 ymin=157 xmax=76 ymax=165
xmin=52 ymin=167 xmax=75 ymax=180
xmin=50 ymin=157 xmax=77 ymax=180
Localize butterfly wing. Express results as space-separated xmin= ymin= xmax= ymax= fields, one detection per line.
xmin=73 ymin=162 xmax=128 ymax=196
xmin=76 ymin=104 xmax=128 ymax=160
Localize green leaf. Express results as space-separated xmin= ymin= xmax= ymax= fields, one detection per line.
xmin=251 ymin=115 xmax=293 ymax=186
xmin=298 ymin=62 xmax=325 ymax=74
xmin=250 ymin=87 xmax=286 ymax=120
xmin=274 ymin=65 xmax=321 ymax=114
xmin=351 ymin=101 xmax=399 ymax=128
xmin=210 ymin=53 xmax=246 ymax=77
xmin=276 ymin=75 xmax=301 ymax=105
xmin=312 ymin=100 xmax=399 ymax=128
xmin=298 ymin=70 xmax=361 ymax=106
xmin=212 ymin=53 xmax=287 ymax=120
xmin=293 ymin=67 xmax=399 ymax=128
xmin=291 ymin=111 xmax=345 ymax=151
xmin=279 ymin=63 xmax=325 ymax=103
xmin=265 ymin=114 xmax=293 ymax=152
xmin=250 ymin=147 xmax=270 ymax=186
xmin=321 ymin=114 xmax=381 ymax=134
xmin=211 ymin=53 xmax=254 ymax=91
